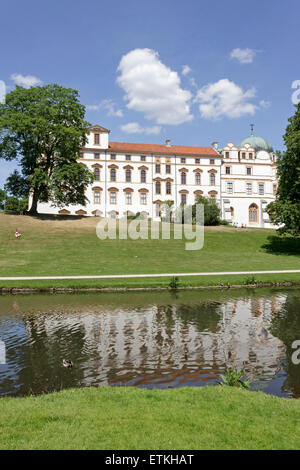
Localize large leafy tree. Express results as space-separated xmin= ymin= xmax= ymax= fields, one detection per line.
xmin=0 ymin=84 xmax=94 ymax=214
xmin=267 ymin=103 xmax=300 ymax=235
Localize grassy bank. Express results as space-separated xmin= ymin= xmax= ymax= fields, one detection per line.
xmin=0 ymin=213 xmax=299 ymax=289
xmin=0 ymin=386 xmax=299 ymax=450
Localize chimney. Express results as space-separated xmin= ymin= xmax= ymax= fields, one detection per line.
xmin=211 ymin=141 xmax=218 ymax=150
xmin=165 ymin=139 xmax=171 ymax=147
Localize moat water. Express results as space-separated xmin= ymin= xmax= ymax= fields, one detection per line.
xmin=0 ymin=287 xmax=299 ymax=398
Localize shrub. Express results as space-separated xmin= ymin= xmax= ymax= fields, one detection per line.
xmin=219 ymin=366 xmax=250 ymax=389
xmin=169 ymin=276 xmax=179 ymax=290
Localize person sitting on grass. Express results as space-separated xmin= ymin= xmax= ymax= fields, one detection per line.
xmin=14 ymin=229 xmax=21 ymax=238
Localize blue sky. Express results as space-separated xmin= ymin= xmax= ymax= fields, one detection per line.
xmin=1 ymin=0 xmax=299 ymax=187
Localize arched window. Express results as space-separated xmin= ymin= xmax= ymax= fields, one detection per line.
xmin=155 ymin=181 xmax=161 ymax=194
xmin=141 ymin=169 xmax=146 ymax=183
xmin=249 ymin=203 xmax=258 ymax=223
xmin=125 ymin=169 xmax=131 ymax=183
xmin=110 ymin=168 xmax=116 ymax=182
xmin=181 ymin=172 xmax=186 ymax=185
xmin=210 ymin=173 xmax=215 ymax=185
xmin=94 ymin=167 xmax=100 ymax=181
xmin=195 ymin=172 xmax=201 ymax=185
xmin=166 ymin=181 xmax=171 ymax=195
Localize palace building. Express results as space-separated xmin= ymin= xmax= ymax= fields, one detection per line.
xmin=36 ymin=124 xmax=278 ymax=228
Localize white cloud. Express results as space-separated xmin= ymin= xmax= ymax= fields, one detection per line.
xmin=120 ymin=122 xmax=161 ymax=135
xmin=259 ymin=99 xmax=271 ymax=109
xmin=230 ymin=48 xmax=256 ymax=64
xmin=195 ymin=78 xmax=257 ymax=120
xmin=0 ymin=80 xmax=6 ymax=103
xmin=182 ymin=65 xmax=191 ymax=76
xmin=117 ymin=48 xmax=193 ymax=125
xmin=87 ymin=98 xmax=123 ymax=117
xmin=11 ymin=73 xmax=42 ymax=88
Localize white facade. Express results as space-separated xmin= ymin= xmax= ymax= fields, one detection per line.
xmin=36 ymin=124 xmax=278 ymax=228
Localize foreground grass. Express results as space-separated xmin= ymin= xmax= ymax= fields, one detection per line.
xmin=0 ymin=386 xmax=299 ymax=450
xmin=0 ymin=213 xmax=299 ymax=288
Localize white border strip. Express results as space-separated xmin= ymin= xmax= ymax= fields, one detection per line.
xmin=0 ymin=270 xmax=300 ymax=281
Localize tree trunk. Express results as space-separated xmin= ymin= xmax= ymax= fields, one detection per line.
xmin=28 ymin=190 xmax=39 ymax=214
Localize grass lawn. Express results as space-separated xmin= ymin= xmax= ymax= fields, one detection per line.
xmin=0 ymin=212 xmax=299 ymax=288
xmin=0 ymin=386 xmax=299 ymax=450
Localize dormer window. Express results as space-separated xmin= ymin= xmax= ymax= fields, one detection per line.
xmin=225 ymin=152 xmax=230 ymax=158
xmin=249 ymin=153 xmax=253 ymax=159
xmin=94 ymin=133 xmax=100 ymax=145
xmin=242 ymin=152 xmax=246 ymax=159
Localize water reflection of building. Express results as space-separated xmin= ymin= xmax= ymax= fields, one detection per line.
xmin=23 ymin=294 xmax=287 ymax=388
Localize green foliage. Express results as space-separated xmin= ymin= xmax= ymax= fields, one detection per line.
xmin=4 ymin=196 xmax=28 ymax=213
xmin=194 ymin=196 xmax=221 ymax=226
xmin=219 ymin=366 xmax=250 ymax=389
xmin=0 ymin=188 xmax=6 ymax=210
xmin=169 ymin=276 xmax=179 ymax=289
xmin=243 ymin=275 xmax=257 ymax=285
xmin=0 ymin=84 xmax=94 ymax=213
xmin=267 ymin=103 xmax=300 ymax=235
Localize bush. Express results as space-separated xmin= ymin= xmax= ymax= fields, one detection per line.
xmin=219 ymin=366 xmax=250 ymax=389
xmin=169 ymin=276 xmax=179 ymax=289
xmin=4 ymin=196 xmax=28 ymax=213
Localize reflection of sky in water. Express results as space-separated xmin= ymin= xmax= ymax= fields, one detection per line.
xmin=0 ymin=288 xmax=299 ymax=398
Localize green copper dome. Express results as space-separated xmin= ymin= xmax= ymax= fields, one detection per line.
xmin=238 ymin=135 xmax=273 ymax=153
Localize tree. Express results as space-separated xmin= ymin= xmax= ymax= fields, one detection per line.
xmin=267 ymin=103 xmax=300 ymax=235
xmin=0 ymin=84 xmax=94 ymax=214
xmin=0 ymin=188 xmax=6 ymax=210
xmin=194 ymin=195 xmax=221 ymax=225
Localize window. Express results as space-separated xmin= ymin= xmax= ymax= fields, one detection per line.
xmin=246 ymin=167 xmax=252 ymax=175
xmin=94 ymin=167 xmax=100 ymax=181
xmin=230 ymin=207 xmax=234 ymax=219
xmin=110 ymin=154 xmax=116 ymax=160
xmin=181 ymin=172 xmax=186 ymax=185
xmin=273 ymin=184 xmax=277 ymax=195
xmin=181 ymin=193 xmax=187 ymax=205
xmin=181 ymin=157 xmax=186 ymax=163
xmin=155 ymin=204 xmax=160 ymax=218
xmin=125 ymin=169 xmax=131 ymax=183
xmin=155 ymin=181 xmax=161 ymax=194
xmin=140 ymin=169 xmax=146 ymax=183
xmin=195 ymin=158 xmax=200 ymax=164
xmin=166 ymin=181 xmax=171 ymax=194
xmin=140 ymin=193 xmax=147 ymax=205
xmin=246 ymin=183 xmax=252 ymax=195
xmin=110 ymin=168 xmax=116 ymax=182
xmin=249 ymin=204 xmax=258 ymax=223
xmin=210 ymin=159 xmax=215 ymax=165
xmin=210 ymin=173 xmax=215 ymax=185
xmin=225 ymin=152 xmax=230 ymax=158
xmin=155 ymin=164 xmax=161 ymax=173
xmin=195 ymin=172 xmax=201 ymax=185
xmin=94 ymin=153 xmax=100 ymax=160
xmin=80 ymin=152 xmax=84 ymax=159
xmin=225 ymin=166 xmax=230 ymax=175
xmin=249 ymin=153 xmax=253 ymax=160
xmin=140 ymin=155 xmax=146 ymax=161
xmin=258 ymin=183 xmax=264 ymax=195
xmin=125 ymin=192 xmax=132 ymax=205
xmin=110 ymin=191 xmax=117 ymax=204
xmin=126 ymin=155 xmax=131 ymax=161
xmin=166 ymin=164 xmax=171 ymax=174
xmin=94 ymin=133 xmax=100 ymax=145
xmin=94 ymin=191 xmax=100 ymax=204
xmin=242 ymin=152 xmax=246 ymax=159
xmin=227 ymin=182 xmax=233 ymax=194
